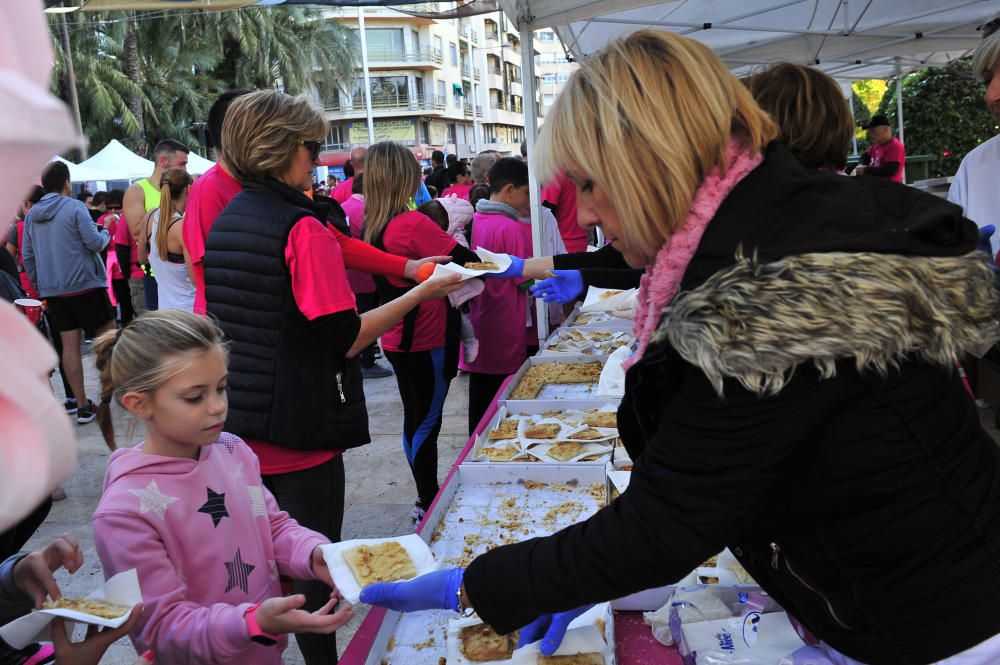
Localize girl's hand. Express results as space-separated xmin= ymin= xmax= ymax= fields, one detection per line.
xmin=50 ymin=604 xmax=143 ymax=665
xmin=257 ymin=594 xmax=353 ymax=635
xmin=310 ymin=546 xmax=335 ymax=590
xmin=413 ymin=272 xmax=463 ymax=301
xmin=404 ymin=256 xmax=452 ymax=282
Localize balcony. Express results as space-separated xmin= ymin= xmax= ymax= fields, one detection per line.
xmin=460 ymin=64 xmax=482 ymax=82
xmin=458 ymin=25 xmax=477 ymax=44
xmin=364 ymin=46 xmax=443 ymax=70
xmin=462 ymin=101 xmax=483 ymax=118
xmin=326 ymin=93 xmax=448 ymax=117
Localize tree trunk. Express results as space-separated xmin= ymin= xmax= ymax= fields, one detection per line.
xmin=123 ymin=11 xmax=147 ymax=156
xmin=58 ymin=14 xmax=86 ymax=160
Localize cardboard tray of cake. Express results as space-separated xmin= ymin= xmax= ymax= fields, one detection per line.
xmin=499 ymin=355 xmax=611 ymax=403
xmin=560 ymin=305 xmax=633 ymax=332
xmin=470 ymin=400 xmax=622 ymax=465
xmin=360 ymin=464 xmax=611 ymax=665
xmin=538 ymin=328 xmax=633 ymax=357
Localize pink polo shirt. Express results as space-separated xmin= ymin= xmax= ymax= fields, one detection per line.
xmin=542 ymin=172 xmax=588 ymax=254
xmin=459 ymin=211 xmax=537 ymax=375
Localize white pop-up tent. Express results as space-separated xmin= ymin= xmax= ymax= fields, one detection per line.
xmin=79 ymin=139 xmax=155 ymax=181
xmin=187 ymin=152 xmax=216 ymax=175
xmin=497 ymin=0 xmax=1000 ymax=337
xmin=52 ymin=156 xmax=117 ymax=184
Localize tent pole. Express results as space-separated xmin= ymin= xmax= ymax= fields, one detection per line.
xmin=848 ymin=86 xmax=858 ymax=157
xmin=357 ymin=7 xmax=376 ymax=146
xmin=895 ymin=56 xmax=906 ymax=182
xmin=518 ymin=24 xmax=548 ymax=340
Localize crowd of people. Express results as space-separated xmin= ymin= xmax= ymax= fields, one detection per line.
xmin=2 ymin=18 xmax=1000 ymax=665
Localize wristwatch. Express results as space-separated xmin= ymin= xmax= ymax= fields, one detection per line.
xmin=244 ymin=603 xmax=279 ymax=646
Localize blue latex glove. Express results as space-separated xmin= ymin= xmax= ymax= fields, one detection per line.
xmin=977 ymin=224 xmax=995 ymax=255
xmin=482 ymin=256 xmax=524 ymax=279
xmin=530 ymin=269 xmax=584 ymax=304
xmin=517 ymin=605 xmax=594 ymax=655
xmin=359 ymin=568 xmax=464 ymax=613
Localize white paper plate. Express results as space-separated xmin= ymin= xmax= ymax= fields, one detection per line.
xmin=321 ymin=534 xmax=439 ymax=604
xmin=580 ymin=286 xmax=637 ymax=313
xmin=431 ymin=248 xmax=513 ymax=281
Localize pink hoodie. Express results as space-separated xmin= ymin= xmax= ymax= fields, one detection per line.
xmin=93 ymin=432 xmax=328 ymax=665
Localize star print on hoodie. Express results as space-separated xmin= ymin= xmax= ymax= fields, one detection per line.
xmin=92 ymin=432 xmax=328 ymax=665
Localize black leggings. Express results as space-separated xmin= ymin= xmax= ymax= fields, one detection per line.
xmin=468 ymin=372 xmax=510 ymax=436
xmin=263 ymin=456 xmax=345 ymax=665
xmin=385 ymin=348 xmax=453 ymax=509
xmin=112 ymin=278 xmax=134 ymax=325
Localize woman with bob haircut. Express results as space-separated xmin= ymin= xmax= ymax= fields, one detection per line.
xmin=362 ymin=30 xmax=1000 ymax=665
xmin=203 ymin=91 xmax=460 ymax=665
xmin=743 ymin=62 xmax=854 ymax=172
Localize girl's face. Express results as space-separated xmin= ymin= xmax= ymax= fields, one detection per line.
xmin=125 ymin=347 xmax=228 ymax=458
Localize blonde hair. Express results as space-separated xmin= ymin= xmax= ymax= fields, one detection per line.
xmin=743 ymin=63 xmax=853 ymax=170
xmin=363 ymin=142 xmax=421 ymax=244
xmin=222 ymin=90 xmax=327 ymax=181
xmin=93 ymin=310 xmax=227 ymax=450
xmin=155 ymin=168 xmax=193 ymax=260
xmin=973 ymin=28 xmax=1000 ymax=82
xmin=534 ymin=29 xmax=778 ymax=261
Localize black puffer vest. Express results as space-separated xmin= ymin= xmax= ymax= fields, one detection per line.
xmin=204 ymin=177 xmax=369 ymax=452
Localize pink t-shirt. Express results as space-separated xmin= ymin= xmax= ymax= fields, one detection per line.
xmin=341 ymin=194 xmax=374 ymax=294
xmin=459 ymin=211 xmax=537 ymax=375
xmin=542 ymin=172 xmax=588 ymax=254
xmin=379 ymin=211 xmax=459 ymax=353
xmin=441 ymin=184 xmax=473 ymax=200
xmin=183 ymin=164 xmax=244 ymax=315
xmin=114 ymin=212 xmax=144 ymax=279
xmin=331 ymin=177 xmax=354 ymax=204
xmin=246 ymin=215 xmax=355 ymax=476
xmin=867 ymin=137 xmax=906 ymax=184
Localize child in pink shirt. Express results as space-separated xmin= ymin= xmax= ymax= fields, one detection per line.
xmin=459 ymin=158 xmax=537 ymax=433
xmin=91 ymin=310 xmax=352 ymax=665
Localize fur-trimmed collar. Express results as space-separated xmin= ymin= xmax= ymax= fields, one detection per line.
xmin=655 ymin=251 xmax=1000 ymax=396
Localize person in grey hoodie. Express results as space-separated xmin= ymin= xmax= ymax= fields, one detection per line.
xmin=23 ymin=161 xmax=115 ymax=425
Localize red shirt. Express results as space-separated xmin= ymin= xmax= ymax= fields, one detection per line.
xmin=341 ymin=194 xmax=375 ymax=294
xmin=441 ymin=184 xmax=473 ymax=200
xmin=379 ymin=211 xmax=459 ymax=352
xmin=98 ymin=213 xmax=124 ymax=279
xmin=867 ymin=137 xmax=906 ymax=184
xmin=542 ymin=172 xmax=588 ymax=254
xmin=183 ymin=164 xmax=244 ymax=315
xmin=246 ymin=215 xmax=357 ymax=475
xmin=331 ymin=177 xmax=354 ymax=204
xmin=114 ymin=212 xmax=144 ymax=279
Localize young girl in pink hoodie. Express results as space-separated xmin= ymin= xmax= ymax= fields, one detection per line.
xmin=91 ymin=310 xmax=352 ymax=665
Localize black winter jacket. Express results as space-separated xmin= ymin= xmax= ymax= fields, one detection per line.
xmin=464 ymin=144 xmax=1000 ymax=664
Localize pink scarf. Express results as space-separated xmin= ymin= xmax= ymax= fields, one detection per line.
xmin=625 ymin=138 xmax=764 ymax=370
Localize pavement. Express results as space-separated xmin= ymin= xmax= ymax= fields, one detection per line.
xmin=22 ymin=345 xmax=470 ymax=664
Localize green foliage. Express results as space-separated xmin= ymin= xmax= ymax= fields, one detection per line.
xmin=875 ymin=59 xmax=998 ymax=178
xmin=49 ymin=8 xmax=358 ymax=158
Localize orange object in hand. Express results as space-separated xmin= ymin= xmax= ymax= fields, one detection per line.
xmin=416 ymin=263 xmax=437 ymax=282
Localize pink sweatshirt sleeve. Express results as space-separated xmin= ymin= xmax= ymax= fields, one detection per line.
xmin=93 ymin=512 xmax=255 ymax=665
xmin=263 ymin=483 xmax=328 ymax=580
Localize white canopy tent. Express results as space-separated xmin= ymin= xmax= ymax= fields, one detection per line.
xmin=78 ymin=139 xmax=155 ymax=181
xmin=52 ymin=156 xmax=116 ymax=184
xmin=499 ymin=0 xmax=1000 ymax=337
xmin=187 ymin=151 xmax=216 ymax=175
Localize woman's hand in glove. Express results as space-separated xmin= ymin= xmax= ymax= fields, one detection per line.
xmin=481 ymin=256 xmax=524 ymax=279
xmin=517 ymin=605 xmax=594 ymax=655
xmin=530 ymin=270 xmax=584 ymax=304
xmin=359 ymin=568 xmax=464 ymax=613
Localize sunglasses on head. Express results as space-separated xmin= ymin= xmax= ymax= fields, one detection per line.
xmin=301 ymin=140 xmax=322 ymax=161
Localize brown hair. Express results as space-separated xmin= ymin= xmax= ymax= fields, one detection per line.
xmin=743 ymin=63 xmax=853 ymax=170
xmin=222 ymin=90 xmax=327 ymax=181
xmin=154 ymin=168 xmax=193 ymax=260
xmin=534 ymin=29 xmax=778 ymax=264
xmin=363 ymin=142 xmax=421 ymax=244
xmin=93 ymin=310 xmax=227 ymax=450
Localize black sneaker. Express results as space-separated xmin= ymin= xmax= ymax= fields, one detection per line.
xmin=362 ymin=363 xmax=393 ymax=379
xmin=64 ymin=398 xmax=78 ymax=415
xmin=76 ymin=400 xmax=97 ymax=424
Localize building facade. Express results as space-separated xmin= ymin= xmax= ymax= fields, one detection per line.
xmin=316 ymin=7 xmax=552 ymax=165
xmin=534 ymin=28 xmax=578 ymax=119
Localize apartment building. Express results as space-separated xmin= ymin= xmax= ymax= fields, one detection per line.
xmin=534 ymin=28 xmax=578 ymax=118
xmin=316 ymin=6 xmax=533 ymax=165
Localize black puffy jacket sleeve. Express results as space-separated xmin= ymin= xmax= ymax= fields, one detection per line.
xmin=552 ymin=243 xmax=629 ymax=270
xmin=462 ymin=361 xmax=839 ymax=634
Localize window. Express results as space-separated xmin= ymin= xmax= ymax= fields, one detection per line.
xmin=556 ymin=54 xmax=569 ymax=64
xmin=453 ymin=83 xmax=463 ymax=108
xmin=539 ymin=53 xmax=556 ymax=65
xmin=418 ymin=120 xmax=430 ymax=144
xmin=434 ymin=35 xmax=443 ymax=57
xmin=323 ymin=124 xmax=345 ymax=151
xmin=353 ymin=76 xmax=409 ymax=107
xmin=557 ymin=73 xmax=570 ymax=83
xmin=542 ymin=73 xmax=556 ymax=85
xmin=490 ymin=89 xmax=504 ymax=109
xmin=411 ymin=30 xmax=420 ymax=50
xmin=447 ymin=123 xmax=457 ymax=145
xmin=437 ymin=80 xmax=446 ymax=100
xmin=363 ymin=28 xmax=404 ymax=56
xmin=543 ymin=93 xmax=555 ymax=105
xmin=538 ymin=31 xmax=555 ymax=42
xmin=449 ymin=42 xmax=458 ymax=66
